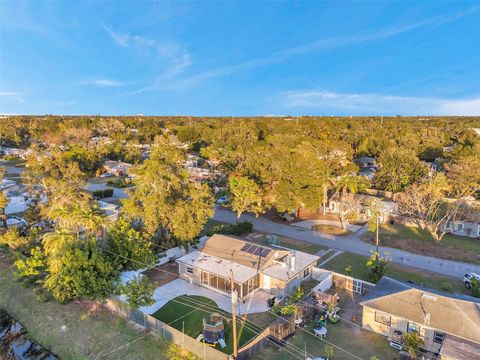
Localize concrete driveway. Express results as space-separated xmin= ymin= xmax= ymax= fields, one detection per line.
xmin=213 ymin=208 xmax=480 ymax=278
xmin=139 ymin=278 xmax=271 ymax=315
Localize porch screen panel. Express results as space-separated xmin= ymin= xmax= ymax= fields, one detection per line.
xmin=218 ymin=276 xmax=227 ymax=292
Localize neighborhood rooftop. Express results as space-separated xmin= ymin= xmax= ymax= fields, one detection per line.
xmin=361 ymin=276 xmax=480 ymax=344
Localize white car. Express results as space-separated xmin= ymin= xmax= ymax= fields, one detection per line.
xmin=100 ymin=172 xmax=114 ymax=178
xmin=463 ymin=272 xmax=480 ymax=289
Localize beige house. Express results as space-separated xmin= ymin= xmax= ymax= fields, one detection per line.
xmin=360 ymin=277 xmax=480 ymax=360
xmin=176 ymin=234 xmax=319 ymax=300
xmin=327 ymin=193 xmax=397 ymax=223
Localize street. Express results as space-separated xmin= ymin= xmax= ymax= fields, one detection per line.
xmin=214 ymin=208 xmax=480 ymax=278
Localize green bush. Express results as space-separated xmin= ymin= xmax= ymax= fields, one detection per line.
xmin=441 ymin=281 xmax=452 ymax=292
xmin=205 ymin=221 xmax=253 ymax=236
xmin=3 ymin=155 xmax=18 ymax=161
xmin=93 ymin=188 xmax=114 ymax=198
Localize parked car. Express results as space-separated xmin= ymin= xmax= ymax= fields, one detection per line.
xmin=463 ymin=272 xmax=480 ymax=289
xmin=100 ymin=172 xmax=114 ymax=178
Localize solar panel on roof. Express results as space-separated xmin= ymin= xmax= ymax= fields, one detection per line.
xmin=260 ymin=248 xmax=271 ymax=257
xmin=253 ymin=246 xmax=263 ymax=256
xmin=240 ymin=244 xmax=250 ymax=252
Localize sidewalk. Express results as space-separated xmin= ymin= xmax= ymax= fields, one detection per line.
xmin=213 ymin=208 xmax=480 ymax=278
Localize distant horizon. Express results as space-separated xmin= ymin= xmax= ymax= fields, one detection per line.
xmin=1 ymin=1 xmax=480 ymax=115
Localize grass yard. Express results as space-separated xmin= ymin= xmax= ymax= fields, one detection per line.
xmin=322 ymin=252 xmax=470 ymax=295
xmin=254 ymin=318 xmax=397 ymax=360
xmin=152 ymin=295 xmax=263 ymax=355
xmin=312 ymin=224 xmax=352 ymax=236
xmin=0 ymin=257 xmax=169 ymax=360
xmin=362 ymin=223 xmax=480 ymax=264
xmin=249 ymin=233 xmax=326 ymax=255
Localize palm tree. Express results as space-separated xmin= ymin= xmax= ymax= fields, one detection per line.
xmin=75 ymin=204 xmax=106 ymax=237
xmin=42 ymin=228 xmax=76 ymax=256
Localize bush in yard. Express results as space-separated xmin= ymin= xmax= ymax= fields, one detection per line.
xmin=205 ymin=221 xmax=253 ymax=236
xmin=0 ymin=228 xmax=29 ymax=250
xmin=470 ymin=279 xmax=480 ymax=298
xmin=43 ymin=239 xmax=117 ymax=303
xmin=93 ymin=188 xmax=114 ymax=198
xmin=441 ymin=281 xmax=453 ymax=292
xmin=324 ymin=345 xmax=334 ymax=359
xmin=366 ymin=251 xmax=389 ymax=283
xmin=167 ymin=343 xmax=199 ymax=360
xmin=14 ymin=246 xmax=47 ymax=284
xmin=403 ymin=332 xmax=424 ymax=359
xmin=117 ymin=276 xmax=155 ymax=310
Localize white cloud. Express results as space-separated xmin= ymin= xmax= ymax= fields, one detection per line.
xmin=103 ymin=24 xmax=155 ymax=48
xmin=77 ymin=79 xmax=125 ymax=87
xmin=279 ymin=89 xmax=480 ymax=115
xmin=0 ymin=91 xmax=25 ymax=103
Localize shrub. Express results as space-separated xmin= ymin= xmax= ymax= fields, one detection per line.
xmin=205 ymin=221 xmax=253 ymax=236
xmin=93 ymin=188 xmax=114 ymax=198
xmin=441 ymin=281 xmax=452 ymax=292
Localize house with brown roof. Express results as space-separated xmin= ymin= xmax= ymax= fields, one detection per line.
xmin=360 ymin=277 xmax=480 ymax=360
xmin=176 ymin=234 xmax=319 ymax=300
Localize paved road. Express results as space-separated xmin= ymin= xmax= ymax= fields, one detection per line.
xmin=214 ymin=208 xmax=480 ymax=279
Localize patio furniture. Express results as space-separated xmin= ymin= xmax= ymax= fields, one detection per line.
xmin=314 ymin=326 xmax=327 ymax=339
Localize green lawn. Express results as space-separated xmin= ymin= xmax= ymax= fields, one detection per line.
xmin=362 ymin=223 xmax=480 ymax=264
xmin=0 ymin=259 xmax=169 ymax=360
xmin=252 ymin=233 xmax=326 ymax=255
xmin=323 ymin=252 xmax=470 ymax=295
xmin=152 ymin=295 xmax=262 ymax=355
xmin=254 ymin=318 xmax=397 ymax=360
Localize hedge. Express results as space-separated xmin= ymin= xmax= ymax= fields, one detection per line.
xmin=205 ymin=221 xmax=253 ymax=237
xmin=93 ymin=188 xmax=114 ymax=198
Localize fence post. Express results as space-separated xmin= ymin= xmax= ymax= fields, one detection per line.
xmin=182 ymin=321 xmax=185 ymax=351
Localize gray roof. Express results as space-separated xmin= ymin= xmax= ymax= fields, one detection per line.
xmin=361 ymin=277 xmax=480 ymax=344
xmin=440 ymin=335 xmax=480 ymax=360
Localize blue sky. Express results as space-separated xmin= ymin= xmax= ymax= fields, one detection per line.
xmin=1 ymin=1 xmax=479 ymax=116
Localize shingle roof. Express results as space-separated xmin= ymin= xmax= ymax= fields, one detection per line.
xmin=440 ymin=335 xmax=480 ymax=360
xmin=361 ymin=277 xmax=480 ymax=343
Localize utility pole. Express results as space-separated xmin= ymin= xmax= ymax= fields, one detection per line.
xmin=230 ymin=269 xmax=238 ymax=359
xmin=375 ymin=215 xmax=379 ymax=255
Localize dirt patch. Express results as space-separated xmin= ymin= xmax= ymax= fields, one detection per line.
xmin=142 ymin=261 xmax=178 ymax=287
xmin=312 ymin=224 xmax=352 ymax=236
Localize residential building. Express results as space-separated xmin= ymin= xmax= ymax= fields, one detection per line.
xmin=360 ymin=277 xmax=480 ymax=360
xmin=176 ymin=234 xmax=319 ymax=300
xmin=102 ymin=160 xmax=133 ymax=176
xmin=326 ymin=193 xmax=397 ymax=223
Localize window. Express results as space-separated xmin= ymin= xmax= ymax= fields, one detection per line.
xmin=477 ymin=226 xmax=480 ymax=236
xmin=303 ymin=267 xmax=310 ymax=278
xmin=374 ymin=312 xmax=391 ymax=326
xmin=446 ymin=222 xmax=453 ymax=230
xmin=407 ymin=322 xmax=420 ymax=334
xmin=433 ymin=331 xmax=445 ymax=344
xmin=455 ymin=223 xmax=464 ymax=232
xmin=186 ymin=266 xmax=193 ymax=274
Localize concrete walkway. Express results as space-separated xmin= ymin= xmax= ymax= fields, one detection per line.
xmin=213 ymin=208 xmax=480 ymax=278
xmin=138 ymin=278 xmax=271 ymax=315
